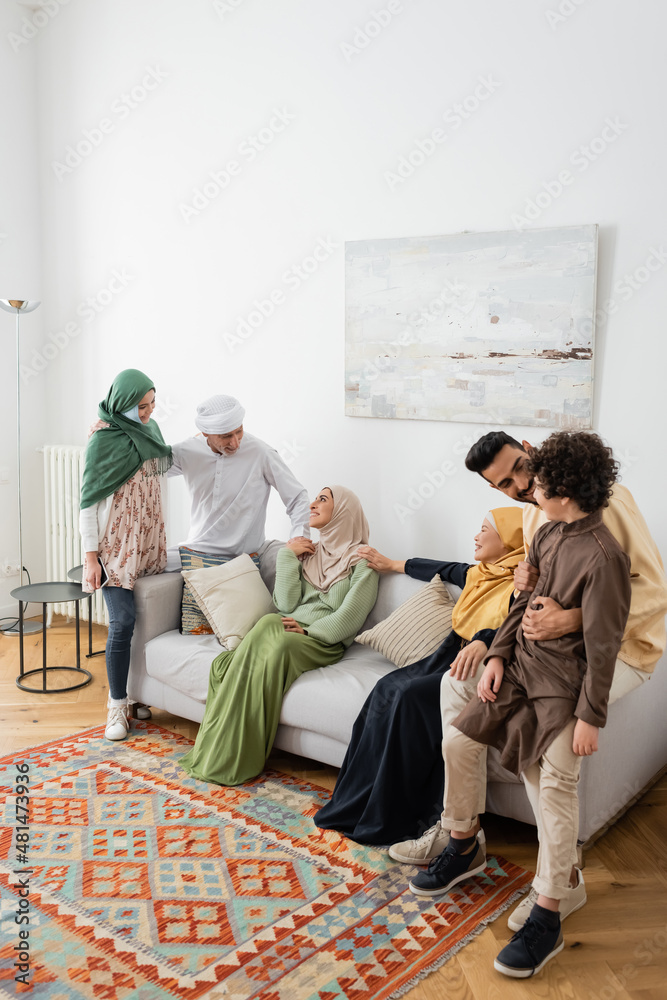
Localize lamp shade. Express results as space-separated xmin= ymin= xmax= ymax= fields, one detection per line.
xmin=0 ymin=299 xmax=41 ymax=314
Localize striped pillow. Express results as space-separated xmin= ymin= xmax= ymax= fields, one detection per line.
xmin=179 ymin=547 xmax=260 ymax=635
xmin=355 ymin=574 xmax=455 ymax=667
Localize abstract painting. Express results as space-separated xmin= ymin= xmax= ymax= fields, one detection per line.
xmin=345 ymin=224 xmax=598 ymax=428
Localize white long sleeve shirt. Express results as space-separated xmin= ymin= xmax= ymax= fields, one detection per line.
xmin=169 ymin=432 xmax=310 ymax=556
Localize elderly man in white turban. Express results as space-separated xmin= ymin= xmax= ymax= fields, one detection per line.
xmin=168 ymin=394 xmax=311 ymax=565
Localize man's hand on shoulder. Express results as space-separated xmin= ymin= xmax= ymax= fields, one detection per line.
xmin=88 ymin=419 xmax=109 ymax=438
xmin=286 ymin=536 xmax=316 ymax=559
xmin=521 ymin=596 xmax=583 ymax=641
xmin=514 ymin=560 xmax=539 ymax=592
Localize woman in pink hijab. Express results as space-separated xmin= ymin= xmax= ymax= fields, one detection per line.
xmin=180 ymin=486 xmax=379 ymax=785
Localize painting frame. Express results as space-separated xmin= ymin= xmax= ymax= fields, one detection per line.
xmin=344 ymin=223 xmax=599 ymax=428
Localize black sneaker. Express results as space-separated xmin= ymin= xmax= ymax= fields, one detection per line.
xmin=409 ymin=839 xmax=487 ymax=897
xmin=494 ymin=913 xmax=564 ymax=978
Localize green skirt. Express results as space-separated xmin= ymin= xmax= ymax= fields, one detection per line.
xmin=179 ymin=613 xmax=344 ymax=786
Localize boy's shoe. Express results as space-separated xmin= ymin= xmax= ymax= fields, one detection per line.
xmin=507 ymin=869 xmax=586 ymax=931
xmin=494 ymin=912 xmax=564 ymax=978
xmin=389 ymin=822 xmax=486 ymax=865
xmin=105 ymin=699 xmax=129 ymax=741
xmin=409 ymin=839 xmax=487 ymax=897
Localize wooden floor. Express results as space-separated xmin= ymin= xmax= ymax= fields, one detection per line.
xmin=2 ymin=615 xmax=666 ymax=999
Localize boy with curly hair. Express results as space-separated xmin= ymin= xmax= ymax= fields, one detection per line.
xmin=408 ymin=431 xmax=631 ymax=978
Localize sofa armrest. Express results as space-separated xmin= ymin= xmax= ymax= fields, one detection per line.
xmin=127 ymin=573 xmax=184 ymax=706
xmin=133 ymin=572 xmax=184 ymax=644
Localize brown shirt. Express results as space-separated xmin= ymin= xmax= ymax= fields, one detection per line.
xmin=454 ymin=509 xmax=631 ymax=776
xmin=524 ymin=484 xmax=667 ymax=671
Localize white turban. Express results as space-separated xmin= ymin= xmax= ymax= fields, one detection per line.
xmin=195 ymin=395 xmax=246 ymax=434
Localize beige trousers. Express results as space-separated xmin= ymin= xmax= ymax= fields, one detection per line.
xmin=439 ymin=670 xmax=487 ymax=814
xmin=524 ymin=659 xmax=645 ymax=861
xmin=442 ymin=720 xmax=581 ymax=899
xmin=438 ymin=657 xmax=648 ymax=874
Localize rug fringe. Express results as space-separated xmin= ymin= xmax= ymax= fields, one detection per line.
xmin=387 ymin=882 xmax=531 ymax=999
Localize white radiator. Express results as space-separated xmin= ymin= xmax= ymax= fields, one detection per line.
xmin=43 ymin=445 xmax=107 ymax=625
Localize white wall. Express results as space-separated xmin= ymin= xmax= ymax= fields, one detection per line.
xmin=0 ymin=1 xmax=44 ymax=618
xmin=4 ymin=1 xmax=667 ymax=629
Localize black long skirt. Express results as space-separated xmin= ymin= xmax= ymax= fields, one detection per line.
xmin=314 ymin=631 xmax=462 ymax=845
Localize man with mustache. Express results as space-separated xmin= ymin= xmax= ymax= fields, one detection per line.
xmin=467 ymin=432 xmax=665 ymax=660
xmin=390 ymin=430 xmax=667 ymax=931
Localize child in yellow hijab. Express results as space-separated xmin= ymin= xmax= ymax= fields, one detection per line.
xmin=451 ymin=507 xmax=524 ymax=641
xmin=315 ymin=507 xmax=523 ymax=845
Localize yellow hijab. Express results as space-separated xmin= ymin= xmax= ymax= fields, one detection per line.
xmin=451 ymin=507 xmax=524 ymax=641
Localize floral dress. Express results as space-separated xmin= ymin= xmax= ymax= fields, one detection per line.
xmin=99 ymin=458 xmax=167 ymax=590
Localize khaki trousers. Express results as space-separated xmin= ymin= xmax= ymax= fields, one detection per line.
xmin=442 ymin=720 xmax=580 ymax=899
xmin=438 ymin=658 xmax=647 ymax=879
xmin=439 ymin=671 xmax=487 ymax=815
xmin=523 ymin=659 xmax=646 ymax=864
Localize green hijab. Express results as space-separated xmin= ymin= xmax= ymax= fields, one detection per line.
xmin=80 ymin=369 xmax=172 ymax=509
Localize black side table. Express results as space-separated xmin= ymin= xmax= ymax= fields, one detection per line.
xmin=67 ymin=565 xmax=106 ymax=658
xmin=11 ymin=582 xmax=93 ymax=693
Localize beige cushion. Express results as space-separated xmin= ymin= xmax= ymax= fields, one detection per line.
xmin=355 ymin=574 xmax=455 ymax=667
xmin=181 ymin=553 xmax=275 ymax=650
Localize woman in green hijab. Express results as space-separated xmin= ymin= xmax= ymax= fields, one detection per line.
xmin=79 ymin=369 xmax=172 ymax=741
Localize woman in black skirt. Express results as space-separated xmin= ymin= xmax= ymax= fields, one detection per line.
xmin=314 ymin=507 xmax=523 ymax=845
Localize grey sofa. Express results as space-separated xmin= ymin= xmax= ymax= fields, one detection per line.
xmin=126 ymin=539 xmax=667 ymax=845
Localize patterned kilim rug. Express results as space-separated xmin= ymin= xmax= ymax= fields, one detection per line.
xmin=0 ymin=725 xmax=531 ymax=999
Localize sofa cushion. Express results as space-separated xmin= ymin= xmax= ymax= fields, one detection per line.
xmin=179 ymin=547 xmax=231 ymax=635
xmin=145 ymin=630 xmax=219 ymax=702
xmin=355 ymin=574 xmax=456 ymax=667
xmin=181 ymin=553 xmax=275 ymax=649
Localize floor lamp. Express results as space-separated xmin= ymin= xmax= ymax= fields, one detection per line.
xmin=0 ymin=298 xmax=42 ymax=636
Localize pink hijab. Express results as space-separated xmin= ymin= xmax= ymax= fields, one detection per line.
xmin=301 ymin=485 xmax=370 ymax=592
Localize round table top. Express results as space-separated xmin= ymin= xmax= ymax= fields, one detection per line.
xmin=11 ymin=581 xmax=87 ymax=603
xmin=68 ymin=565 xmax=83 ymax=583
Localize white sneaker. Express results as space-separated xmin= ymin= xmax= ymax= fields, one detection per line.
xmin=389 ymin=821 xmax=486 ymax=865
xmin=105 ymin=699 xmax=129 ymax=741
xmin=507 ymin=868 xmax=587 ymax=931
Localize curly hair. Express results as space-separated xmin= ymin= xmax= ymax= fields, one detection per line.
xmin=526 ymin=431 xmax=619 ymax=514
